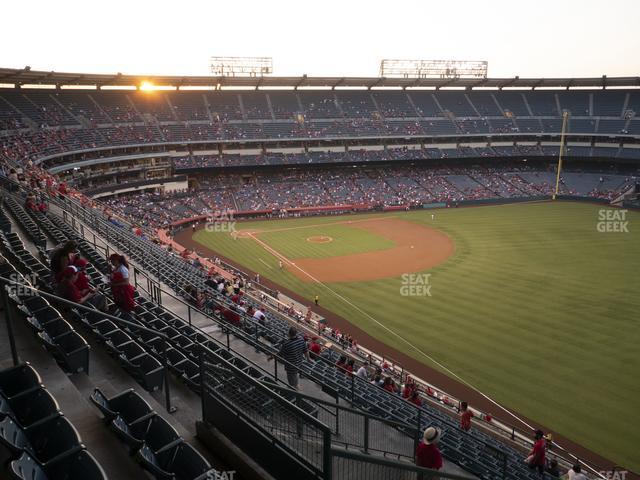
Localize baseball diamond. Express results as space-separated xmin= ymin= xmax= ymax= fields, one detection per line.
xmin=181 ymin=202 xmax=640 ymax=472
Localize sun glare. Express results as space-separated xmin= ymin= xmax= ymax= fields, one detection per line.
xmin=140 ymin=81 xmax=154 ymax=92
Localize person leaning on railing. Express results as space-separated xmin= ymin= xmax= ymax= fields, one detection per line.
xmin=268 ymin=327 xmax=309 ymax=390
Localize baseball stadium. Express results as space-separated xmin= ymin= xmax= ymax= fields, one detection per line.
xmin=1 ymin=4 xmax=639 ymax=480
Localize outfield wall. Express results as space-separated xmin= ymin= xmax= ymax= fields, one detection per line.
xmin=165 ymin=195 xmax=628 ymax=231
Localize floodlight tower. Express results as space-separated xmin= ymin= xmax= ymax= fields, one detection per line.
xmin=209 ymin=57 xmax=273 ymax=77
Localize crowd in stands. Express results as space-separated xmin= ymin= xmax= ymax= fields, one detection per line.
xmin=171 ymin=143 xmax=637 ymax=170
xmin=98 ymin=165 xmax=636 ymax=229
xmin=1 ymin=88 xmax=639 ymax=169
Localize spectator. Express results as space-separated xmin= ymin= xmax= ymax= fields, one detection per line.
xmin=459 ymin=401 xmax=474 ymax=432
xmin=344 ymin=359 xmax=355 ymax=376
xmin=356 ymin=362 xmax=369 ymax=380
xmin=409 ymin=390 xmax=423 ymax=407
xmin=57 ymin=266 xmax=106 ymax=310
xmin=371 ymin=367 xmax=384 ymax=387
xmin=567 ymin=464 xmax=587 ymax=480
xmin=545 ymin=459 xmax=560 ymax=478
xmin=271 ymin=327 xmax=309 ymax=390
xmin=309 ymin=336 xmax=322 ymax=359
xmin=108 ymin=253 xmax=135 ymax=313
xmin=50 ymin=240 xmax=78 ymax=282
xmin=184 ymin=284 xmax=204 ymax=308
xmin=252 ymin=306 xmax=266 ymax=325
xmin=525 ymin=430 xmax=546 ymax=475
xmin=402 ymin=378 xmax=415 ymax=398
xmin=382 ymin=377 xmax=398 ymax=394
xmin=336 ymin=355 xmax=347 ymax=371
xmin=415 ymin=427 xmax=443 ymax=471
xmin=72 ymin=258 xmax=93 ymax=295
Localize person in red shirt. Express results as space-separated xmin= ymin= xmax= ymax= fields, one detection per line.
xmin=344 ymin=359 xmax=354 ymax=376
xmin=109 ymin=254 xmax=135 ymax=313
xmin=409 ymin=390 xmax=423 ymax=407
xmin=459 ymin=401 xmax=474 ymax=432
xmin=402 ymin=378 xmax=415 ymax=399
xmin=57 ymin=266 xmax=105 ymax=310
xmin=72 ymin=258 xmax=93 ymax=295
xmin=415 ymin=427 xmax=443 ymax=471
xmin=526 ymin=429 xmax=546 ymax=474
xmin=382 ymin=377 xmax=398 ymax=394
xmin=309 ymin=337 xmax=322 ymax=359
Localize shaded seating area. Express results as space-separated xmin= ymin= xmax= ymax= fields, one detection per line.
xmin=0 ymin=364 xmax=106 ymax=480
xmin=89 ymin=387 xmax=213 ymax=480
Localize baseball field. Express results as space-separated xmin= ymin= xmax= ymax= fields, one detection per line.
xmin=184 ymin=201 xmax=640 ymax=472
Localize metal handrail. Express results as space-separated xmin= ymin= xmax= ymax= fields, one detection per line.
xmin=0 ymin=274 xmax=176 ymax=413
xmin=330 ymin=447 xmax=476 ymax=480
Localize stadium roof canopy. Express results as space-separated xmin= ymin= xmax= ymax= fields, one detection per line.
xmin=1 ymin=67 xmax=640 ymax=90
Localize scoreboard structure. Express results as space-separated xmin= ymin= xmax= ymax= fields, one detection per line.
xmin=209 ymin=57 xmax=273 ymax=77
xmin=379 ymin=59 xmax=488 ymax=79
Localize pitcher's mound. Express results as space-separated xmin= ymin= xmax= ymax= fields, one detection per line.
xmin=307 ymin=235 xmax=333 ymax=244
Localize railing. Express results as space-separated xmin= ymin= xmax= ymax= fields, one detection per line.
xmin=201 ymin=349 xmax=332 ymax=479
xmin=331 ymin=448 xmax=475 ymax=480
xmin=259 ymin=382 xmax=419 ymax=461
xmin=0 ymin=275 xmax=177 ymax=413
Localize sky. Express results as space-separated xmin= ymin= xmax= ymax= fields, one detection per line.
xmin=2 ymin=0 xmax=639 ymax=79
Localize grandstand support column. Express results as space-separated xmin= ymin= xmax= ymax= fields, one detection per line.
xmin=553 ymin=110 xmax=570 ymax=200
xmin=1 ymin=288 xmax=20 ymax=366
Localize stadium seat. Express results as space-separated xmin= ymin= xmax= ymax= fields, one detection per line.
xmin=119 ymin=353 xmax=164 ymax=392
xmin=136 ymin=441 xmax=212 ymax=480
xmin=0 ymin=364 xmax=42 ymax=400
xmin=0 ymin=415 xmax=83 ymax=466
xmin=37 ymin=330 xmax=90 ymax=374
xmin=89 ymin=387 xmax=155 ymax=425
xmin=112 ymin=414 xmax=181 ymax=453
xmin=0 ymin=387 xmax=60 ymax=428
xmin=10 ymin=450 xmax=107 ymax=480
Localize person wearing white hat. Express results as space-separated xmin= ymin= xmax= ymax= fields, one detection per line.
xmin=415 ymin=426 xmax=443 ymax=471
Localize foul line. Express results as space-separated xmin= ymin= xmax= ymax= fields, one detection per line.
xmin=258 ymin=258 xmax=273 ymax=270
xmin=247 ymin=231 xmax=539 ymax=434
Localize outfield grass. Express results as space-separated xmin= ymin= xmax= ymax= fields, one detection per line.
xmin=193 ymin=202 xmax=640 ymax=471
